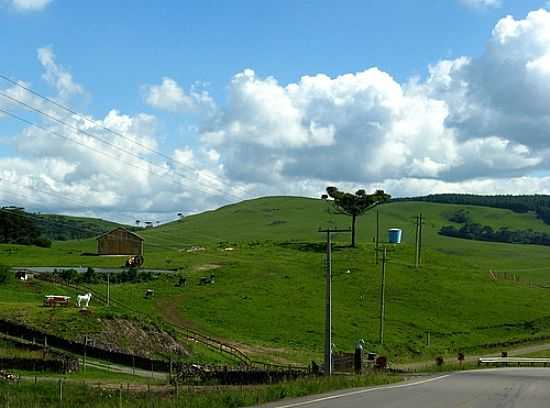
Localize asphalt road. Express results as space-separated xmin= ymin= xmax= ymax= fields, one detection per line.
xmin=262 ymin=368 xmax=550 ymax=408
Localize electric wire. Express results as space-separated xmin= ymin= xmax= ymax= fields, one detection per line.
xmin=0 ymin=75 xmax=247 ymax=201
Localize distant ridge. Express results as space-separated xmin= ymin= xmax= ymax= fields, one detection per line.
xmin=397 ymin=193 xmax=550 ymax=217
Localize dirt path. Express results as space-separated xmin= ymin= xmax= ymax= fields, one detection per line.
xmin=155 ymin=294 xmax=300 ymax=365
xmin=83 ymin=359 xmax=168 ymax=380
xmin=395 ymin=342 xmax=550 ymax=371
xmin=225 ymin=341 xmax=300 ymax=365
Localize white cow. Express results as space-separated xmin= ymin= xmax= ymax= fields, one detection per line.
xmin=77 ymin=293 xmax=92 ymax=308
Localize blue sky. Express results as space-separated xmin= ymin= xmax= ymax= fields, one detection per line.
xmin=1 ymin=0 xmax=550 ymax=222
xmin=2 ymin=1 xmax=543 ymax=108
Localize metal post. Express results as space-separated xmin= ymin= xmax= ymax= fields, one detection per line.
xmin=325 ymin=231 xmax=332 ymax=375
xmin=379 ymin=247 xmax=387 ymax=344
xmin=58 ymin=379 xmax=63 ymax=403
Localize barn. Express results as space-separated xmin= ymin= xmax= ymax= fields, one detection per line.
xmin=96 ymin=228 xmax=144 ymax=256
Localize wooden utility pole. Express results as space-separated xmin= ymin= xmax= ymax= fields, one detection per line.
xmin=415 ymin=213 xmax=424 ymax=268
xmin=318 ymin=227 xmax=351 ymax=376
xmin=375 ymin=209 xmax=380 ymax=265
xmin=375 ymin=245 xmax=395 ymax=345
xmin=379 ymin=247 xmax=387 ymax=344
xmin=419 ymin=213 xmax=423 ymax=265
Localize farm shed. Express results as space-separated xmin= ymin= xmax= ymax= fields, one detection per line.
xmin=96 ymin=228 xmax=144 ymax=255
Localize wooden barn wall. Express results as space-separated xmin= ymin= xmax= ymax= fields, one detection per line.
xmin=97 ymin=230 xmax=143 ymax=255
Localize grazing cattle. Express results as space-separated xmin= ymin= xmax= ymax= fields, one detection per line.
xmin=199 ymin=274 xmax=215 ymax=285
xmin=77 ymin=293 xmax=92 ymax=308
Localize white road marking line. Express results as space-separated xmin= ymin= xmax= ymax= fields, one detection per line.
xmin=271 ymin=374 xmax=452 ymax=408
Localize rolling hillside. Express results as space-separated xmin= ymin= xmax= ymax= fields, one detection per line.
xmin=4 ymin=196 xmax=550 ymax=364
xmin=35 ymin=213 xmax=137 ymax=241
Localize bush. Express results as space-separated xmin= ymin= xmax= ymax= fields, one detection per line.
xmin=32 ymin=237 xmax=52 ymax=248
xmin=82 ymin=267 xmax=97 ymax=283
xmin=0 ymin=264 xmax=12 ymax=284
xmin=60 ymin=268 xmax=78 ymax=284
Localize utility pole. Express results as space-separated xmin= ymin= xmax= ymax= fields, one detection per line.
xmin=375 ymin=209 xmax=380 ymax=265
xmin=418 ymin=213 xmax=423 ymax=265
xmin=415 ymin=213 xmax=424 ymax=268
xmin=379 ymin=247 xmax=387 ymax=344
xmin=318 ymin=227 xmax=351 ymax=376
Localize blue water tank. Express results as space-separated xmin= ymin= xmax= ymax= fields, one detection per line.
xmin=388 ymin=228 xmax=402 ymax=244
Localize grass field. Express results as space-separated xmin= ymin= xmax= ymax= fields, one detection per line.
xmin=0 ymin=373 xmax=401 ymax=408
xmin=3 ymin=197 xmax=550 ymax=365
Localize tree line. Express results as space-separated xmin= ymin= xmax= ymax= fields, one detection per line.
xmin=400 ymin=194 xmax=550 ymax=225
xmin=439 ymin=210 xmax=550 ymax=246
xmin=0 ymin=208 xmax=51 ymax=247
xmin=0 ymin=207 xmax=139 ymax=244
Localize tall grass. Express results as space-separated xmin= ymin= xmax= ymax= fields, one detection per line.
xmin=0 ymin=373 xmax=401 ymax=407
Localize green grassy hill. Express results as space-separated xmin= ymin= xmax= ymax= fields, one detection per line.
xmin=35 ymin=213 xmax=137 ymax=241
xmin=3 ymin=196 xmax=550 ymax=364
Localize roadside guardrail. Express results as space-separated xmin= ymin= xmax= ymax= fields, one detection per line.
xmin=479 ymin=357 xmax=550 ymax=367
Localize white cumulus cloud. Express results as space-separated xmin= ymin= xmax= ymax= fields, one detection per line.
xmin=144 ymin=77 xmax=214 ymax=113
xmin=459 ymin=0 xmax=501 ymax=9
xmin=7 ymin=9 xmax=550 ymax=222
xmin=8 ymin=0 xmax=51 ymax=12
xmin=37 ymin=47 xmax=84 ymax=100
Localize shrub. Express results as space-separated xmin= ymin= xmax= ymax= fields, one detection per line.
xmin=82 ymin=267 xmax=97 ymax=283
xmin=60 ymin=268 xmax=78 ymax=284
xmin=0 ymin=264 xmax=12 ymax=284
xmin=32 ymin=237 xmax=52 ymax=248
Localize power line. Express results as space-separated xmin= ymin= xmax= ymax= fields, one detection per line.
xmin=0 ymin=183 xmax=230 ymax=248
xmin=0 ymin=106 xmax=230 ymax=204
xmin=0 ymin=186 xmax=190 ymax=251
xmin=0 ymin=203 xmax=182 ymax=253
xmin=0 ymin=180 xmax=230 ymax=246
xmin=0 ymin=91 xmax=229 ymax=198
xmin=0 ymin=75 xmax=247 ymax=201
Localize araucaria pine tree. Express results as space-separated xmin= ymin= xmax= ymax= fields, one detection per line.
xmin=326 ymin=187 xmax=390 ymax=247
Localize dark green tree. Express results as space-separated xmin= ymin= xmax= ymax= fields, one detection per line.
xmin=326 ymin=187 xmax=391 ymax=247
xmin=0 ymin=264 xmax=12 ymax=284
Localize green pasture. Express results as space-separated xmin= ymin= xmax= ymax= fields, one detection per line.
xmin=2 ymin=197 xmax=550 ymax=364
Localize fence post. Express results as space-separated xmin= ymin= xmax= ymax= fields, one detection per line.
xmin=119 ymin=385 xmax=122 ymax=408
xmin=58 ymin=379 xmax=63 ymax=403
xmin=169 ymin=356 xmax=173 ymax=383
